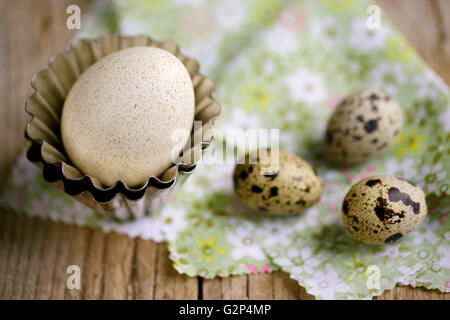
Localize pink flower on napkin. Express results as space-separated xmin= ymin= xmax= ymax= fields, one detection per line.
xmin=248 ymin=264 xmax=258 ymax=274
xmin=248 ymin=264 xmax=271 ymax=274
xmin=327 ymin=91 xmax=342 ymax=110
xmin=261 ymin=264 xmax=271 ymax=273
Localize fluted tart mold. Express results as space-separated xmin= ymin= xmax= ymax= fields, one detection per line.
xmin=24 ymin=33 xmax=221 ymax=219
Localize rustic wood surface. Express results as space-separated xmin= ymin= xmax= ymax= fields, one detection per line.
xmin=0 ymin=0 xmax=449 ymax=300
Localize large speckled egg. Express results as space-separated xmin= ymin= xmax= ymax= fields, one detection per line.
xmin=61 ymin=46 xmax=195 ymax=187
xmin=325 ymin=89 xmax=403 ymax=166
xmin=233 ymin=149 xmax=322 ymax=215
xmin=342 ymin=175 xmax=428 ymax=245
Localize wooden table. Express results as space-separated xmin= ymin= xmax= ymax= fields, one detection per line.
xmin=0 ymin=0 xmax=449 ymax=300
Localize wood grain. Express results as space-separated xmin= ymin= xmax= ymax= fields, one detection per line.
xmin=377 ymin=0 xmax=450 ymax=84
xmin=0 ymin=0 xmax=449 ymax=300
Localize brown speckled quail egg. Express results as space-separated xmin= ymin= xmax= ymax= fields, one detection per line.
xmin=325 ymin=89 xmax=403 ymax=166
xmin=342 ymin=175 xmax=428 ymax=245
xmin=233 ymin=149 xmax=322 ymax=215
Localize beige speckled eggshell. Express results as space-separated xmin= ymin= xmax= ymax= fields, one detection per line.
xmin=325 ymin=89 xmax=403 ymax=166
xmin=233 ymin=149 xmax=322 ymax=215
xmin=61 ymin=46 xmax=195 ymax=187
xmin=342 ymin=175 xmax=428 ymax=245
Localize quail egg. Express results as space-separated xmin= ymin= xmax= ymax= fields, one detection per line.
xmin=325 ymin=89 xmax=403 ymax=166
xmin=342 ymin=175 xmax=428 ymax=245
xmin=233 ymin=149 xmax=322 ymax=215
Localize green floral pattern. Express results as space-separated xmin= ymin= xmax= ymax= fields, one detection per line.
xmin=1 ymin=0 xmax=449 ymax=299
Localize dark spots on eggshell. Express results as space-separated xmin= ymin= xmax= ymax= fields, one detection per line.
xmin=343 ymin=129 xmax=350 ymax=137
xmin=352 ymin=135 xmax=362 ymax=141
xmin=269 ymin=187 xmax=278 ymax=197
xmin=374 ymin=197 xmax=388 ymax=220
xmin=352 ymin=226 xmax=359 ymax=232
xmin=377 ymin=142 xmax=388 ymax=151
xmin=371 ymin=105 xmax=378 ymax=112
xmin=356 ymin=115 xmax=364 ymax=122
xmin=374 ymin=197 xmax=405 ymax=222
xmin=295 ymin=199 xmax=306 ymax=206
xmin=371 ymin=138 xmax=378 ymax=144
xmin=373 ymin=230 xmax=378 ymax=234
xmin=364 ymin=119 xmax=379 ymax=133
xmin=342 ymin=200 xmax=349 ymax=215
xmin=369 ymin=93 xmax=379 ymax=101
xmin=239 ymin=170 xmax=248 ymax=180
xmin=248 ymin=166 xmax=253 ymax=173
xmin=251 ymin=185 xmax=263 ymax=193
xmin=388 ymin=187 xmax=420 ymax=214
xmin=365 ymin=179 xmax=381 ymax=187
xmin=326 ymin=130 xmax=334 ymax=144
xmin=352 ymin=193 xmax=356 ymax=197
xmin=385 ymin=233 xmax=403 ymax=243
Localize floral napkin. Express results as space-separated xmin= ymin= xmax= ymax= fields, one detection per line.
xmin=1 ymin=0 xmax=449 ymax=299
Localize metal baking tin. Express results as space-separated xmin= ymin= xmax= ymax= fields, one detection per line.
xmin=24 ymin=33 xmax=221 ymax=219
